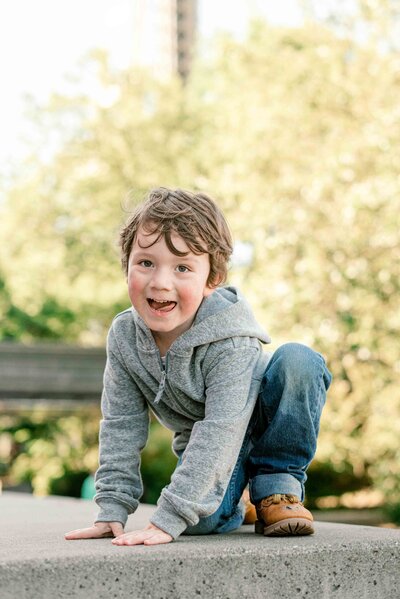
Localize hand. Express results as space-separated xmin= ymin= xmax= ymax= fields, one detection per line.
xmin=112 ymin=523 xmax=173 ymax=546
xmin=65 ymin=521 xmax=124 ymax=540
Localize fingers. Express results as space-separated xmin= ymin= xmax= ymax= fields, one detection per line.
xmin=64 ymin=522 xmax=114 ymax=540
xmin=143 ymin=532 xmax=173 ymax=545
xmin=65 ymin=523 xmax=173 ymax=546
xmin=110 ymin=522 xmax=124 ymax=537
xmin=111 ymin=531 xmax=144 ymax=546
xmin=112 ymin=528 xmax=173 ymax=546
xmin=65 ymin=527 xmax=104 ymax=540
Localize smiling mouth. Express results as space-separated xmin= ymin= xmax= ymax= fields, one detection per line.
xmin=147 ymin=298 xmax=177 ymax=312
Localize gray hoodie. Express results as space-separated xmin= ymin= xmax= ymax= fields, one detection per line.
xmin=95 ymin=286 xmax=271 ymax=539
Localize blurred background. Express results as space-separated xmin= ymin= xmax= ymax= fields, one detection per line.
xmin=0 ymin=0 xmax=399 ymax=526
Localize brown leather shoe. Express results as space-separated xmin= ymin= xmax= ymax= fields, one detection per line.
xmin=242 ymin=488 xmax=257 ymax=525
xmin=255 ymin=493 xmax=314 ymax=536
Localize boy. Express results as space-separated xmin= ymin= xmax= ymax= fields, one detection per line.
xmin=65 ymin=187 xmax=331 ymax=546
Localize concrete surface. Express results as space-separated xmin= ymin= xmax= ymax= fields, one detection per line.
xmin=0 ymin=492 xmax=399 ymax=599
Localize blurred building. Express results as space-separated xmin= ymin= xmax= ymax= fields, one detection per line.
xmin=132 ymin=0 xmax=197 ymax=79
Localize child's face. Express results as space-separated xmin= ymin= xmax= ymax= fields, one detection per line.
xmin=127 ymin=226 xmax=214 ymax=352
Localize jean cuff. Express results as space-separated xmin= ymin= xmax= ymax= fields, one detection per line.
xmin=250 ymin=473 xmax=303 ymax=503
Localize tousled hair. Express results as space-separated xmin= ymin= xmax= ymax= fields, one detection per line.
xmin=120 ymin=187 xmax=233 ymax=287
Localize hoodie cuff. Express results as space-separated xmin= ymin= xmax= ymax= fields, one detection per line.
xmin=150 ymin=498 xmax=189 ymax=539
xmin=95 ymin=500 xmax=129 ymax=526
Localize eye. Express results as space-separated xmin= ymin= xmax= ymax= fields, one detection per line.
xmin=139 ymin=260 xmax=153 ymax=268
xmin=176 ymin=264 xmax=189 ymax=273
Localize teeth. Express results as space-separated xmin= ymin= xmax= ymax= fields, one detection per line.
xmin=149 ymin=299 xmax=171 ymax=303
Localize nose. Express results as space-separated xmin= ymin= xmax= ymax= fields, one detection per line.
xmin=150 ymin=266 xmax=173 ymax=291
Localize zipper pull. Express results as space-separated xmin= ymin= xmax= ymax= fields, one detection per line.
xmin=154 ymin=370 xmax=166 ymax=404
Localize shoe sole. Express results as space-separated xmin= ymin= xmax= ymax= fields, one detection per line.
xmin=255 ymin=518 xmax=314 ymax=536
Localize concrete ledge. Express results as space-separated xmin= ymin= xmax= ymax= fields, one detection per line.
xmin=1 ymin=492 xmax=399 ymax=599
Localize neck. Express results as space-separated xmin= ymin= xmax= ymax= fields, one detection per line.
xmin=152 ymin=332 xmax=173 ymax=357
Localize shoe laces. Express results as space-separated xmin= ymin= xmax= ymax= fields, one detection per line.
xmin=260 ymin=493 xmax=302 ymax=507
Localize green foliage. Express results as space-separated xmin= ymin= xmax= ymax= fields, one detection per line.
xmin=0 ymin=409 xmax=176 ymax=504
xmin=1 ymin=21 xmax=399 ymax=508
xmin=305 ymin=461 xmax=371 ymax=508
xmin=0 ymin=409 xmax=99 ymax=496
xmin=141 ymin=420 xmax=177 ymax=504
xmin=384 ymin=502 xmax=400 ymax=526
xmin=0 ymin=273 xmax=77 ymax=340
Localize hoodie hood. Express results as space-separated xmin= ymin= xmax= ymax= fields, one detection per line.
xmin=157 ymin=286 xmax=270 ymax=353
xmin=132 ymin=286 xmax=270 ymax=354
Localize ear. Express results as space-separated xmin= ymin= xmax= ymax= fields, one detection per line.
xmin=203 ymin=286 xmax=215 ymax=298
xmin=210 ymin=272 xmax=224 ymax=288
xmin=203 ymin=273 xmax=223 ymax=297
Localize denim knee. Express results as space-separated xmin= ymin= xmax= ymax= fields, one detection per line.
xmin=270 ymin=343 xmax=331 ymax=389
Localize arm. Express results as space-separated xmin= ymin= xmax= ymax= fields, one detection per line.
xmin=65 ymin=325 xmax=150 ymax=540
xmin=150 ymin=343 xmax=262 ymax=539
xmin=94 ymin=327 xmax=150 ymax=525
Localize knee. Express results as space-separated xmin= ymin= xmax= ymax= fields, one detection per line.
xmin=271 ymin=343 xmax=329 ymax=387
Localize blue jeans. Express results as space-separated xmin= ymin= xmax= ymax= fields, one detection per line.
xmin=182 ymin=343 xmax=332 ymax=535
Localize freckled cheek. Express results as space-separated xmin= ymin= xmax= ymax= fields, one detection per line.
xmin=127 ymin=273 xmax=145 ymax=305
xmin=178 ymin=287 xmax=203 ymax=313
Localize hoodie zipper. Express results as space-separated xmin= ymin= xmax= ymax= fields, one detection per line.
xmin=154 ymin=354 xmax=168 ymax=404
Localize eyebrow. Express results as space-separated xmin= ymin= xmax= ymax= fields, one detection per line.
xmin=132 ymin=246 xmax=202 ymax=262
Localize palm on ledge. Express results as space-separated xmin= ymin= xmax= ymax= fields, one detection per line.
xmin=64 ymin=522 xmax=173 ymax=546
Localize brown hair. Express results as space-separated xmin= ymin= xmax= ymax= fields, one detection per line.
xmin=120 ymin=187 xmax=233 ymax=287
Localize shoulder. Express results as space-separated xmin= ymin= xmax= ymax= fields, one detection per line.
xmin=111 ymin=307 xmax=134 ymax=329
xmin=107 ymin=308 xmax=136 ymax=350
xmin=202 ymin=336 xmax=262 ymax=368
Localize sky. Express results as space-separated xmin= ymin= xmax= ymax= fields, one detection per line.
xmin=0 ymin=0 xmax=303 ymax=169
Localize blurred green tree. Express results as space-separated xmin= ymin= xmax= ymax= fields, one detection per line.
xmin=1 ymin=21 xmax=399 ymax=512
xmin=0 ymin=410 xmax=176 ymax=505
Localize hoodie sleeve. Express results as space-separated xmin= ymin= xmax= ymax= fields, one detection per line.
xmin=149 ymin=342 xmax=262 ymax=539
xmin=94 ymin=326 xmax=150 ymax=526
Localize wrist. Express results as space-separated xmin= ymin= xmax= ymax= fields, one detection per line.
xmin=146 ymin=522 xmax=165 ymax=532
